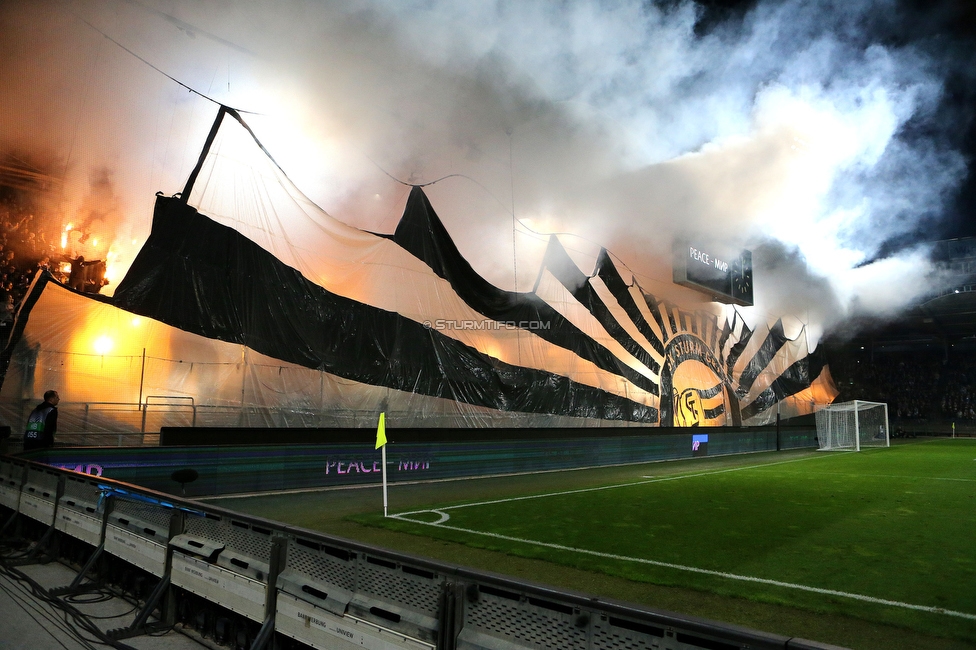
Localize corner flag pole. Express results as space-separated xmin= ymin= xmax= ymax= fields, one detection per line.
xmin=376 ymin=412 xmax=388 ymax=517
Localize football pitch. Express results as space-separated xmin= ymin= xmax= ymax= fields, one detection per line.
xmin=214 ymin=439 xmax=976 ymax=648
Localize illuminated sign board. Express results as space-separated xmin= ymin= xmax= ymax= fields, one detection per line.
xmin=692 ymin=433 xmax=709 ymax=457
xmin=673 ymin=241 xmax=753 ymax=306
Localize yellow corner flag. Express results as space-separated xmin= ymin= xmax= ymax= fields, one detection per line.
xmin=377 ymin=412 xmax=389 ymax=517
xmin=375 ymin=412 xmax=387 ymax=449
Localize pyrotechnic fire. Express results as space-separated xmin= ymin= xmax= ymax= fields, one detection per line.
xmin=104 ymin=248 xmax=118 ymax=284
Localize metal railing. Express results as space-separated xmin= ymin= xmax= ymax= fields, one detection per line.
xmin=890 ymin=418 xmax=976 ymax=438
xmin=0 ymin=455 xmax=848 ymax=650
xmin=0 ymin=397 xmax=653 ymax=451
xmin=142 ymin=395 xmax=196 ymax=432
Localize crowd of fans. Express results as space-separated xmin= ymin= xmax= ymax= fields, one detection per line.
xmin=0 ymin=185 xmax=109 ymax=329
xmin=2 ymin=149 xmax=119 ymax=319
xmin=0 ymin=195 xmax=52 ymax=308
xmin=0 ymin=196 xmax=58 ymax=336
xmin=937 ymin=360 xmax=976 ymax=420
xmin=829 ymin=347 xmax=976 ymax=422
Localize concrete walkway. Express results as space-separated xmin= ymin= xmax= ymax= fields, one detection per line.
xmin=0 ymin=558 xmax=210 ymax=650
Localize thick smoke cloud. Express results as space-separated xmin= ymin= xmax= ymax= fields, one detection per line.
xmin=0 ymin=0 xmax=972 ymax=343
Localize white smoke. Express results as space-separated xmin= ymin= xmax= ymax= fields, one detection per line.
xmin=0 ymin=0 xmax=970 ymax=342
xmin=363 ymin=0 xmax=967 ymax=336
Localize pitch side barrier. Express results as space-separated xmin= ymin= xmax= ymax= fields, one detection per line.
xmin=16 ymin=424 xmax=818 ymax=497
xmin=0 ymin=455 xmax=844 ymax=650
xmin=157 ymin=424 xmax=818 ymax=447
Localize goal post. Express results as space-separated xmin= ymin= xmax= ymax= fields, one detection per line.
xmin=815 ymin=400 xmax=889 ymax=451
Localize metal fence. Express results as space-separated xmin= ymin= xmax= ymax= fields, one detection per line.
xmin=0 ymin=455 xmax=847 ymax=650
xmin=890 ymin=418 xmax=976 ymax=438
xmin=0 ymin=397 xmax=656 ymax=451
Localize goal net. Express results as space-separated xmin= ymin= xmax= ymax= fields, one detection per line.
xmin=815 ymin=400 xmax=889 ymax=451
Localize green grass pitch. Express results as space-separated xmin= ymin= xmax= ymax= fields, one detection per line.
xmin=214 ymin=439 xmax=976 ymax=648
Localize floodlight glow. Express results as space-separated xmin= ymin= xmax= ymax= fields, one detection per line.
xmin=93 ymin=335 xmax=113 ymax=355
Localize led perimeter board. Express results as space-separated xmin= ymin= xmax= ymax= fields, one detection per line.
xmin=673 ymin=240 xmax=754 ymax=306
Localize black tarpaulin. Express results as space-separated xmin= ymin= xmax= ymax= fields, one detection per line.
xmin=113 ymin=195 xmax=655 ymax=422
xmin=394 ymin=187 xmax=661 ymax=399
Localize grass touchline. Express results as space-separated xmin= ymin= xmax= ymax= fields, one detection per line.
xmin=390 ymin=514 xmax=976 ymax=622
xmin=395 ymin=451 xmax=829 ymax=518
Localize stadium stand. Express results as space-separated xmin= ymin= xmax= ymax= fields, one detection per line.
xmin=825 ymin=237 xmax=976 ymax=435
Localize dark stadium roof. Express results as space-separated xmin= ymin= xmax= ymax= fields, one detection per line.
xmin=832 ymin=236 xmax=976 ymax=350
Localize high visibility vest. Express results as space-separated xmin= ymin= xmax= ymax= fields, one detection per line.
xmin=25 ymin=406 xmax=53 ymax=439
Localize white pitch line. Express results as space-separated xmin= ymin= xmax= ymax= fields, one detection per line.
xmin=203 ymin=449 xmax=813 ymax=501
xmin=394 ymin=453 xmax=827 ymax=518
xmin=389 ymin=515 xmax=976 ymax=622
xmin=770 ymin=472 xmax=976 ymax=483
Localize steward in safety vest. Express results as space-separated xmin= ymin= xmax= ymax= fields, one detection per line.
xmin=24 ymin=390 xmax=60 ymax=451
